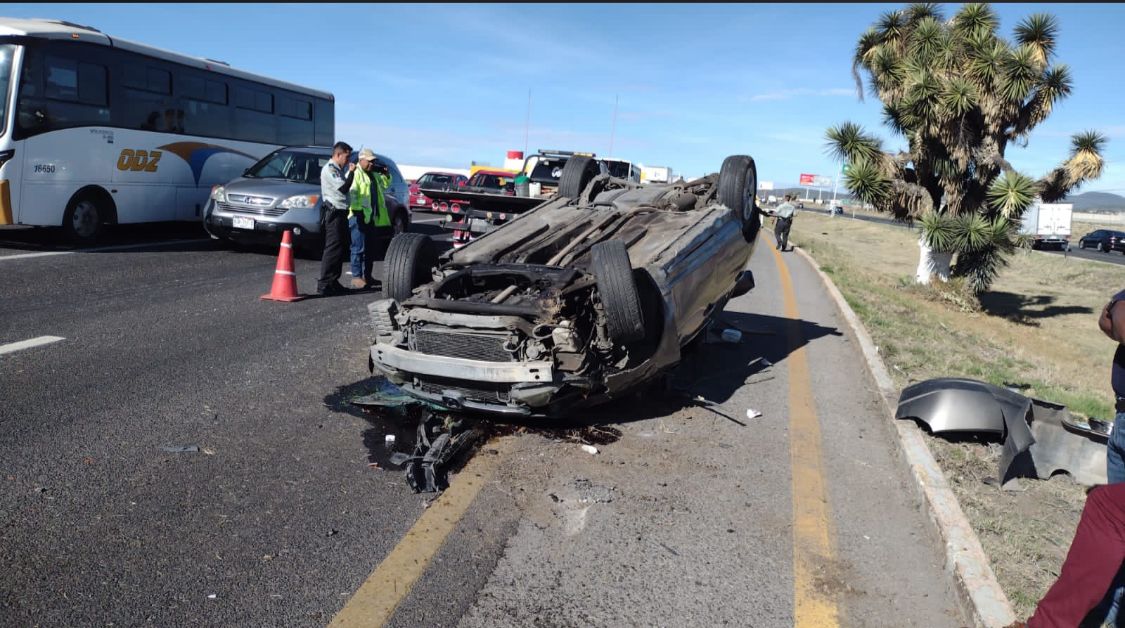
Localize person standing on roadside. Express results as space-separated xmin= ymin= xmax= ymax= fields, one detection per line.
xmin=765 ymin=194 xmax=797 ymax=251
xmin=347 ymin=148 xmax=393 ymax=289
xmin=1104 ymin=288 xmax=1125 ymax=482
xmin=998 ymin=289 xmax=1125 ymax=628
xmin=318 ymin=142 xmax=355 ymax=297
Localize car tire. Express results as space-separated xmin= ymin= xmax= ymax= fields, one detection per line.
xmin=1100 ymin=242 xmax=1110 ymax=253
xmin=558 ymin=156 xmax=600 ymax=200
xmin=718 ymin=155 xmax=761 ymax=242
xmin=1078 ymin=239 xmax=1086 ymax=249
xmin=384 ymin=233 xmax=437 ymax=302
xmin=62 ymin=192 xmax=107 ymax=245
xmin=591 ymin=239 xmax=646 ymax=344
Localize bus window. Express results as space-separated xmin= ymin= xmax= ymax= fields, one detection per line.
xmin=0 ymin=44 xmax=13 ymax=135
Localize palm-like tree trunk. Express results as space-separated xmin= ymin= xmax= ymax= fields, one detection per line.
xmin=914 ymin=236 xmax=952 ymax=284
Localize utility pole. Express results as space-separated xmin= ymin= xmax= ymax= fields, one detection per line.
xmin=522 ymin=88 xmax=531 ymax=157
xmin=608 ymin=94 xmax=619 ymax=157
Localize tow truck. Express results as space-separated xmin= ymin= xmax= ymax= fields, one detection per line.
xmin=423 ymin=150 xmax=608 ymax=247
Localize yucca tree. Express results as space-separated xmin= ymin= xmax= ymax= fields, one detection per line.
xmin=827 ymin=3 xmax=1107 ymax=292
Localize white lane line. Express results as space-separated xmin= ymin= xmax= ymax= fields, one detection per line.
xmin=0 ymin=238 xmax=207 ymax=262
xmin=0 ymin=336 xmax=65 ymax=356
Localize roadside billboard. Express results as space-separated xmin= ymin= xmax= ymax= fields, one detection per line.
xmin=799 ymin=173 xmax=815 ymax=185
xmin=758 ymin=181 xmax=774 ymax=191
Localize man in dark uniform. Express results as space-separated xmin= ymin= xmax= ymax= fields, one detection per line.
xmin=317 ymin=142 xmax=355 ymax=296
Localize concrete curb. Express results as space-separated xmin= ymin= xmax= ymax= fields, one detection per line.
xmin=788 ymin=243 xmax=1017 ymax=628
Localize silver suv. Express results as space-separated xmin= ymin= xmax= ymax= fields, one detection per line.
xmin=203 ymin=145 xmax=411 ymax=249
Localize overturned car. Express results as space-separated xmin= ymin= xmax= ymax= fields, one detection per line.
xmin=366 ymin=155 xmax=763 ymax=417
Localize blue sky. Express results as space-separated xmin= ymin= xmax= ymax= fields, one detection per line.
xmin=7 ymin=3 xmax=1125 ymax=191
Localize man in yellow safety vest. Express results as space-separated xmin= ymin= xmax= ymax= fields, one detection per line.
xmin=348 ymin=148 xmax=392 ymax=289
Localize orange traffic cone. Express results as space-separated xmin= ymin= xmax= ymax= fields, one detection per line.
xmin=260 ymin=230 xmax=307 ymax=302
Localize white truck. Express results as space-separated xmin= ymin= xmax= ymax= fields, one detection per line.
xmin=641 ymin=166 xmax=673 ymax=185
xmin=1020 ymin=201 xmax=1073 ymax=250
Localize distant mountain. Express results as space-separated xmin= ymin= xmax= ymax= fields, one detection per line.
xmin=1063 ymin=191 xmax=1125 ymax=212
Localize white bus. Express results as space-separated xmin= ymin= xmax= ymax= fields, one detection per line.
xmin=0 ymin=18 xmax=334 ymax=243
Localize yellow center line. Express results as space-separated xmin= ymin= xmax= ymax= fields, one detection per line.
xmin=328 ymin=437 xmax=511 ymax=628
xmin=770 ymin=241 xmax=840 ymax=627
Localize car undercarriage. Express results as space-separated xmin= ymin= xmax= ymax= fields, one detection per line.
xmin=368 ymin=155 xmax=762 ymax=417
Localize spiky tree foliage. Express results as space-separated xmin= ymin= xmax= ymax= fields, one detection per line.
xmin=828 ymin=3 xmax=1107 ymax=292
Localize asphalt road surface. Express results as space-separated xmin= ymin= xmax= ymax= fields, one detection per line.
xmin=1 ymin=221 xmax=965 ymax=627
xmin=802 ymin=205 xmax=1125 ymax=267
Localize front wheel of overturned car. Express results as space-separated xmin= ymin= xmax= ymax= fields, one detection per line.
xmin=558 ymin=156 xmax=601 ymax=200
xmin=718 ymin=155 xmax=761 ymax=243
xmin=591 ymin=239 xmax=646 ymax=344
xmin=384 ymin=232 xmax=437 ymax=302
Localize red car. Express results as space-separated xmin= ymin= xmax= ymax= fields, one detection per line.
xmin=408 ymin=172 xmax=467 ymax=211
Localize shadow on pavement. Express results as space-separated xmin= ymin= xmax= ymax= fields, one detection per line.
xmin=0 ymin=222 xmax=210 ymax=253
xmin=978 ymin=291 xmax=1093 ymax=325
xmin=323 ymin=310 xmax=843 ymax=486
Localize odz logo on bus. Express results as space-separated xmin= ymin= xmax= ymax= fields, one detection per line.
xmin=116 ymin=149 xmax=162 ymax=173
xmin=115 ymin=142 xmax=256 ymax=184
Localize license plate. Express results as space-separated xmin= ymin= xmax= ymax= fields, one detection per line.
xmin=232 ymin=216 xmax=255 ymax=230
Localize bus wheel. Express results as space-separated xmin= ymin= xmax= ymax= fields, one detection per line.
xmin=63 ymin=194 xmax=105 ymax=245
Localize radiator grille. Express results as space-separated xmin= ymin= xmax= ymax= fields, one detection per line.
xmin=217 ymin=201 xmax=287 ymax=217
xmin=417 ymin=379 xmax=509 ymax=402
xmin=414 ymin=329 xmax=513 ymax=362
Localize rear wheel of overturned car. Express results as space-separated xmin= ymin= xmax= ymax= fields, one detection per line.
xmin=718 ymin=155 xmax=761 ymax=242
xmin=558 ymin=156 xmax=601 ymax=200
xmin=591 ymin=239 xmax=646 ymax=344
xmin=384 ymin=232 xmax=437 ymax=302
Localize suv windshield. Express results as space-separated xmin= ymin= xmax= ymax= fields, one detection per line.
xmin=244 ymin=149 xmax=328 ymax=184
xmin=0 ymin=45 xmax=14 ymax=136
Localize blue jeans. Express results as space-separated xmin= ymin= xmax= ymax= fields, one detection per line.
xmin=348 ymin=215 xmax=367 ymax=279
xmin=1100 ymin=411 xmax=1125 ymax=626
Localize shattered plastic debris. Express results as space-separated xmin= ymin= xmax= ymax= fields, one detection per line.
xmin=581 ymin=445 xmax=599 ymax=455
xmin=384 ymin=434 xmax=396 ymax=447
xmin=746 ymin=409 xmax=763 ymax=419
xmin=388 ymin=452 xmax=411 ymax=466
xmin=721 ymin=328 xmax=742 ymax=343
xmin=161 ymin=445 xmax=200 ymax=453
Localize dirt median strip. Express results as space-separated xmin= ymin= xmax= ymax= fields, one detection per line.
xmin=329 ymin=437 xmax=512 ymax=628
xmin=787 ymin=240 xmax=1017 ymax=628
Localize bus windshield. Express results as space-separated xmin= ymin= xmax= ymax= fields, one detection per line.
xmin=0 ymin=44 xmax=14 ymax=136
xmin=244 ymin=149 xmax=327 ymax=184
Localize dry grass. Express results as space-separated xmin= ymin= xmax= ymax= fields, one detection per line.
xmin=789 ymin=212 xmax=1121 ymax=617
